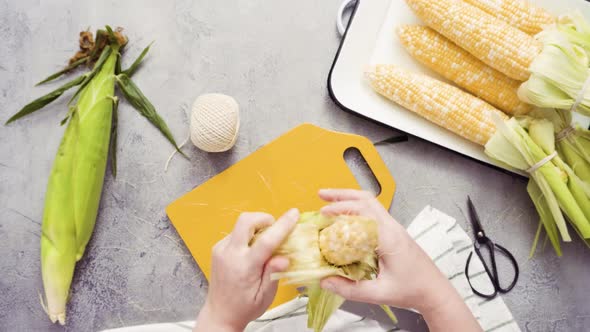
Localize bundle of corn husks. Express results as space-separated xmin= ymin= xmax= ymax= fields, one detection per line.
xmin=484 ymin=115 xmax=590 ymax=256
xmin=252 ymin=212 xmax=396 ymax=332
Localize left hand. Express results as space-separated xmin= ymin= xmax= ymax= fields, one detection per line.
xmin=194 ymin=209 xmax=300 ymax=332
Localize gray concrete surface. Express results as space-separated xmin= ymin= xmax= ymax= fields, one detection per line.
xmin=1 ymin=0 xmax=589 ymax=331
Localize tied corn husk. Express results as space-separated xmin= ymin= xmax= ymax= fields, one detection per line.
xmin=518 ymin=12 xmax=590 ymax=116
xmin=556 ymin=12 xmax=590 ymax=57
xmin=485 ymin=116 xmax=590 ymax=255
xmin=6 ymin=26 xmax=183 ymax=325
xmin=253 ymin=212 xmax=396 ymax=332
xmin=533 ymin=109 xmax=590 ymax=186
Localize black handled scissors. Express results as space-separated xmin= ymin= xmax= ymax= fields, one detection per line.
xmin=464 ymin=196 xmax=519 ymax=299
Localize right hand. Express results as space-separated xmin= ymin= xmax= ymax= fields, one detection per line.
xmin=317 ymin=189 xmax=457 ymax=314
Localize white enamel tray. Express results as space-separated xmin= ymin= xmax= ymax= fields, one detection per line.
xmin=328 ymin=0 xmax=590 ymax=172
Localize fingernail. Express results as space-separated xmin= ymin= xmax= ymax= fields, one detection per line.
xmin=286 ymin=208 xmax=299 ymax=218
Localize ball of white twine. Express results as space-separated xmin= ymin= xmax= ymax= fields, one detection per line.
xmin=190 ymin=93 xmax=240 ymax=152
xmin=164 ymin=93 xmax=240 ymax=171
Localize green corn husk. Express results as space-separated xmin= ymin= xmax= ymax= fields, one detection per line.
xmin=533 ymin=109 xmax=590 ymax=184
xmin=518 ymin=13 xmax=590 ymax=117
xmin=6 ymin=26 xmax=183 ymax=325
xmin=556 ymin=12 xmax=590 ymax=56
xmin=527 ymin=180 xmax=562 ymax=256
xmin=305 ymin=284 xmax=345 ymax=332
xmin=581 ymin=129 xmax=590 ymax=153
xmin=525 ymin=117 xmax=590 ymax=233
xmin=39 ymin=43 xmax=119 ymax=324
xmin=254 ymin=212 xmax=396 ymax=332
xmin=485 ymin=116 xmax=590 ymax=255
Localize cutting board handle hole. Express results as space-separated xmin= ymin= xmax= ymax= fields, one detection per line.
xmin=343 ymin=147 xmax=382 ymax=196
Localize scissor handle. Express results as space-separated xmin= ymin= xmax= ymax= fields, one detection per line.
xmin=465 ymin=239 xmax=519 ymax=300
xmin=493 ymin=243 xmax=519 ymax=293
xmin=465 ymin=248 xmax=498 ymax=299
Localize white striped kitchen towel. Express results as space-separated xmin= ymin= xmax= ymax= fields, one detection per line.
xmin=407 ymin=206 xmax=521 ymax=332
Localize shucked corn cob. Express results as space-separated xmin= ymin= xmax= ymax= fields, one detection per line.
xmin=398 ymin=25 xmax=532 ymax=115
xmin=319 ymin=216 xmax=378 ymax=266
xmin=463 ymin=0 xmax=554 ymax=35
xmin=406 ymin=0 xmax=542 ymax=81
xmin=366 ymin=65 xmax=508 ymax=145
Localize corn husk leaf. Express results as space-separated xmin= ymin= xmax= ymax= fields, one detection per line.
xmin=528 ymin=119 xmax=555 ymax=154
xmin=380 ymin=305 xmax=398 ymax=325
xmin=518 ymin=15 xmax=590 ymax=116
xmin=306 ymin=284 xmax=345 ymax=332
xmin=529 ymin=222 xmax=544 ymax=258
xmin=122 ymin=42 xmax=153 ymax=77
xmin=532 ymin=109 xmax=590 ymax=195
xmin=527 ymin=181 xmax=562 ymax=256
xmin=5 ymin=75 xmax=86 ymax=124
xmin=67 ymin=45 xmax=113 ymax=106
xmin=115 ymin=74 xmax=186 ymax=157
xmin=109 ymin=96 xmax=119 ymax=177
xmin=36 ymin=56 xmax=89 ymax=86
xmin=557 ymin=12 xmax=590 ymax=56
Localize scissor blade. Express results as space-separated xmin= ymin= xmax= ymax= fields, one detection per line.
xmin=467 ymin=196 xmax=484 ymax=239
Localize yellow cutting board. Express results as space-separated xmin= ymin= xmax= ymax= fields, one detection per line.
xmin=166 ymin=123 xmax=395 ymax=308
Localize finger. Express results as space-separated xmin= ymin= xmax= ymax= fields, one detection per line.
xmin=320 ymin=201 xmax=365 ymax=216
xmin=319 ymin=189 xmax=373 ymax=202
xmin=211 ymin=234 xmax=231 ymax=267
xmin=256 ymin=256 xmax=290 ymax=304
xmin=263 ymin=256 xmax=290 ymax=284
xmin=251 ymin=209 xmax=299 ymax=263
xmin=320 ymin=276 xmax=383 ymax=304
xmin=215 ymin=234 xmax=231 ymax=250
xmin=230 ymin=212 xmax=275 ymax=248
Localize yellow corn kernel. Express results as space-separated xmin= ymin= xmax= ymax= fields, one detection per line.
xmin=406 ymin=0 xmax=542 ymax=81
xmin=463 ymin=0 xmax=554 ymax=35
xmin=398 ymin=25 xmax=532 ymax=115
xmin=319 ymin=216 xmax=378 ymax=266
xmin=366 ymin=64 xmax=509 ymax=145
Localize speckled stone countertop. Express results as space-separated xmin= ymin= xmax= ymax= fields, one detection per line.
xmin=1 ymin=0 xmax=589 ymax=331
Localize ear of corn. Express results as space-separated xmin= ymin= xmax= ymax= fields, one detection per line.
xmin=40 ymin=43 xmax=119 ymax=325
xmin=366 ymin=64 xmax=508 ymax=145
xmin=6 ymin=27 xmax=183 ymax=325
xmin=255 ymin=212 xmax=389 ymax=332
xmin=406 ymin=0 xmax=542 ymax=81
xmin=398 ymin=25 xmax=532 ymax=115
xmin=269 ymin=213 xmax=378 ymax=284
xmin=319 ymin=216 xmax=378 ymax=266
xmin=462 ymin=0 xmax=554 ymax=35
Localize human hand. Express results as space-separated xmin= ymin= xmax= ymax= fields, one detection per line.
xmin=194 ymin=209 xmax=300 ymax=332
xmin=317 ymin=189 xmax=456 ymax=313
